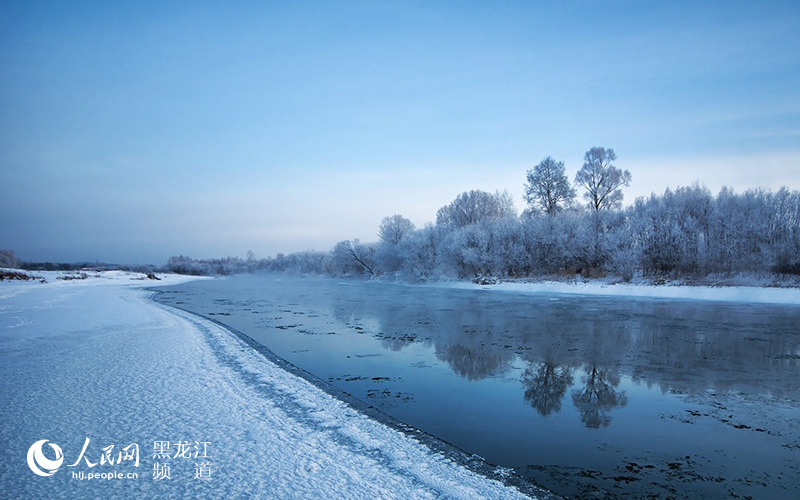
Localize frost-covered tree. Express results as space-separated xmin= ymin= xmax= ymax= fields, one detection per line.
xmin=631 ymin=185 xmax=713 ymax=275
xmin=436 ymin=190 xmax=516 ymax=229
xmin=269 ymin=250 xmax=328 ymax=274
xmin=378 ymin=214 xmax=416 ymax=245
xmin=400 ymin=223 xmax=443 ymax=281
xmin=771 ymin=187 xmax=800 ymax=274
xmin=331 ymin=239 xmax=377 ymax=276
xmin=524 ymin=156 xmax=576 ymax=215
xmin=605 ymin=215 xmax=640 ymax=281
xmin=493 ymin=189 xmax=517 ymax=218
xmin=440 ymin=224 xmax=495 ymax=277
xmin=489 ymin=217 xmax=530 ymax=277
xmin=166 ymin=255 xmax=212 ymax=275
xmin=575 ymin=147 xmax=631 ymax=211
xmin=376 ymin=215 xmax=416 ymax=274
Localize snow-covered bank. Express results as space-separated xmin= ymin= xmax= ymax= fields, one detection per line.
xmin=0 ymin=272 xmax=545 ymax=499
xmin=436 ymin=278 xmax=800 ymax=305
xmin=0 ymin=269 xmax=209 ymax=297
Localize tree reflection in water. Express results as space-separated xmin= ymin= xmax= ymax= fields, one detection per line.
xmin=522 ymin=361 xmax=573 ymax=416
xmin=571 ymin=364 xmax=628 ymax=428
xmin=322 ymin=281 xmax=798 ymax=430
xmin=194 ymin=276 xmax=799 ymax=432
xmin=435 ymin=343 xmax=512 ymax=381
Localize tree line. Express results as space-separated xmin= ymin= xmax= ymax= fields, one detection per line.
xmin=167 ymin=147 xmax=800 ymax=281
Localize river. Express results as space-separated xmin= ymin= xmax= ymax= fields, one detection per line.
xmin=153 ymin=274 xmax=800 ymax=500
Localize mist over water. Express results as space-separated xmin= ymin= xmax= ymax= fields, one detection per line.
xmin=155 ymin=274 xmax=800 ymax=499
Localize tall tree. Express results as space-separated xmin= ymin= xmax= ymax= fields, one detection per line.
xmin=378 ymin=214 xmax=416 ymax=245
xmin=524 ymin=156 xmax=576 ymax=215
xmin=376 ymin=214 xmax=416 ymax=273
xmin=575 ymin=147 xmax=631 ymax=211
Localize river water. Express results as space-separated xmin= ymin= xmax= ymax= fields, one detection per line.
xmin=154 ymin=274 xmax=800 ymax=499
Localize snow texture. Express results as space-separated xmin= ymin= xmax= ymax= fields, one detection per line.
xmin=0 ymin=271 xmax=542 ymax=499
xmin=440 ymin=279 xmax=800 ymax=304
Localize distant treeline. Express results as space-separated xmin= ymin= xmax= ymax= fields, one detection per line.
xmin=4 ymin=164 xmax=798 ymax=282
xmin=164 ymin=184 xmax=800 ymax=281
xmin=0 ymin=249 xmax=158 ymax=274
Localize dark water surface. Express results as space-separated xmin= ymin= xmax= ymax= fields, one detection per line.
xmin=154 ymin=274 xmax=800 ymax=499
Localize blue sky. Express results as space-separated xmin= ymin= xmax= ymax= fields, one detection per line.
xmin=2 ymin=1 xmax=799 ymax=264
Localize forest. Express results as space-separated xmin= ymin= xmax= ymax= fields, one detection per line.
xmin=164 ymin=148 xmax=800 ymax=282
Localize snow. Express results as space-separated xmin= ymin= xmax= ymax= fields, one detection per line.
xmin=438 ymin=279 xmax=800 ymax=305
xmin=0 ymin=271 xmax=543 ymax=499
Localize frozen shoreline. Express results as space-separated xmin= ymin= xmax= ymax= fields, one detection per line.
xmin=0 ymin=271 xmax=545 ymax=499
xmin=430 ymin=278 xmax=800 ymax=305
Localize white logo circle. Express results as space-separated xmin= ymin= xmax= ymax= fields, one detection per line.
xmin=27 ymin=440 xmax=64 ymax=477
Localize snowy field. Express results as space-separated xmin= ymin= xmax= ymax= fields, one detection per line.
xmin=0 ymin=271 xmax=544 ymax=499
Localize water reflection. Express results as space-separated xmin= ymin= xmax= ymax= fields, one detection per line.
xmin=324 ymin=282 xmax=799 ymax=428
xmin=436 ymin=343 xmax=511 ymax=381
xmin=521 ymin=361 xmax=573 ymax=417
xmin=158 ymin=276 xmax=800 ymax=429
xmin=571 ymin=364 xmax=627 ymax=428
